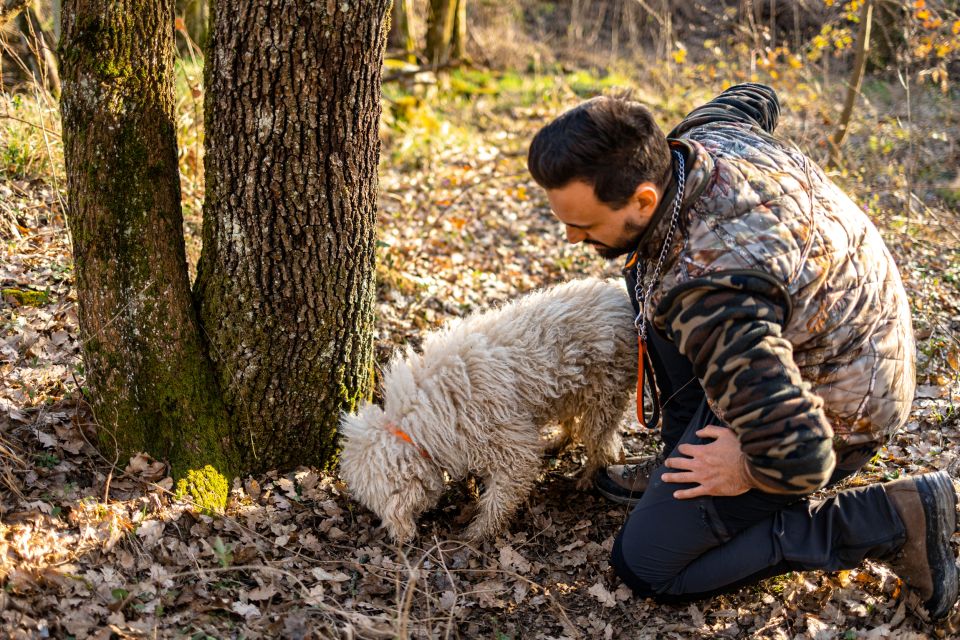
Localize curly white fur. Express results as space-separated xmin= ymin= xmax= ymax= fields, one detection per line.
xmin=339 ymin=278 xmax=639 ymax=542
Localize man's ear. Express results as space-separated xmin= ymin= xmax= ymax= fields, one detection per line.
xmin=633 ymin=182 xmax=660 ymax=218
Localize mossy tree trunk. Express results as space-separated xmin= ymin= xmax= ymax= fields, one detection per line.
xmin=195 ymin=0 xmax=387 ymax=473
xmin=59 ymin=0 xmax=237 ymax=478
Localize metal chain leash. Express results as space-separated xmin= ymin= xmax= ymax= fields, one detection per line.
xmin=634 ymin=149 xmax=686 ymax=340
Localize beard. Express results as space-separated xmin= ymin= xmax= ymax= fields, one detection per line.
xmin=586 ymin=219 xmax=647 ymax=261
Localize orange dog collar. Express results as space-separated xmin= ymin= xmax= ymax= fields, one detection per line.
xmin=385 ymin=421 xmax=432 ymax=459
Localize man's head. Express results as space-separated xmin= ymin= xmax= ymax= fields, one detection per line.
xmin=528 ymin=94 xmax=671 ymax=259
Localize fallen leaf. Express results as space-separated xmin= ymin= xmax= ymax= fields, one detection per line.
xmin=231 ymin=601 xmax=261 ymax=619
xmin=588 ymin=581 xmax=616 ymax=608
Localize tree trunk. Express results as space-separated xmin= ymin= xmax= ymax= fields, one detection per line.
xmin=388 ymin=0 xmax=415 ymax=58
xmin=59 ymin=0 xmax=236 ymax=477
xmin=425 ymin=0 xmax=456 ymax=67
xmin=196 ymin=0 xmax=386 ymax=473
xmin=450 ymin=0 xmax=467 ymax=63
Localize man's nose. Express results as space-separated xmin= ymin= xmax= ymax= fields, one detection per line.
xmin=565 ymin=226 xmax=585 ymax=244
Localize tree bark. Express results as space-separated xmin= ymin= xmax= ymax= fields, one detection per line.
xmin=196 ymin=0 xmax=386 ymax=473
xmin=59 ymin=0 xmax=236 ymax=477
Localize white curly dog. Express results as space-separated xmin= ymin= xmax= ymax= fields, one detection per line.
xmin=339 ymin=278 xmax=638 ymax=542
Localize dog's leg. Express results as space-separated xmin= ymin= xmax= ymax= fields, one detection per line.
xmin=464 ymin=457 xmax=539 ymax=542
xmin=574 ymin=404 xmax=625 ymax=490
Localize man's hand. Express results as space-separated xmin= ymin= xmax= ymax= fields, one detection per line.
xmin=661 ymin=425 xmax=756 ymax=499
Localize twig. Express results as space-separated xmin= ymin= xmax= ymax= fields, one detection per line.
xmin=0 ymin=112 xmax=61 ymax=137
xmin=630 ymin=0 xmax=666 ymax=27
xmin=31 ymin=83 xmax=67 ymax=218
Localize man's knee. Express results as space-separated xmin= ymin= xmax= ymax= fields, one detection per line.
xmin=609 ymin=492 xmax=728 ymax=601
xmin=611 ymin=530 xmax=699 ymax=604
xmin=611 ymin=529 xmax=657 ymax=597
xmin=610 ymin=526 xmax=677 ymax=599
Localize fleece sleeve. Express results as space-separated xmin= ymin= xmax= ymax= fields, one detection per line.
xmin=653 ymin=271 xmax=836 ymax=495
xmin=668 ymin=83 xmax=781 ymax=138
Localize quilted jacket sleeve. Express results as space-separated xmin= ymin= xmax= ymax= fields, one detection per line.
xmin=654 ymin=271 xmax=837 ymax=495
xmin=669 ymin=83 xmax=780 ymax=138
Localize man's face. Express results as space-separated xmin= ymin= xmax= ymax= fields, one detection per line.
xmin=546 ymin=180 xmax=660 ymax=260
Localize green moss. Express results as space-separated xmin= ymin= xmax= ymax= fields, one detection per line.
xmin=2 ymin=288 xmax=50 ymax=307
xmin=175 ymin=465 xmax=229 ymax=514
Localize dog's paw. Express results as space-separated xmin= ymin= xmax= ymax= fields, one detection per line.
xmin=462 ymin=521 xmax=497 ymax=544
xmin=575 ymin=474 xmax=595 ymax=491
xmin=575 ymin=464 xmax=601 ymax=490
xmin=385 ymin=518 xmax=417 ymax=545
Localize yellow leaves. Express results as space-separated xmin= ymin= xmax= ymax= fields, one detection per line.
xmin=672 ymin=47 xmax=688 ymax=65
xmin=953 ymin=20 xmax=960 ymax=35
xmin=833 ymin=31 xmax=854 ymax=51
xmin=913 ymin=0 xmax=925 ymax=8
xmin=808 ymin=35 xmax=829 ymax=62
xmin=914 ymin=36 xmax=933 ymax=58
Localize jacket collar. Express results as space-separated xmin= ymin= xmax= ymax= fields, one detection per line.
xmin=623 ymin=139 xmax=712 ymax=271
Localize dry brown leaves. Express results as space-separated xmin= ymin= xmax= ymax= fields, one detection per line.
xmin=1 ymin=81 xmax=960 ymax=639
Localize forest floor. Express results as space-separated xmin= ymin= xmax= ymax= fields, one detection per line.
xmin=2 ymin=63 xmax=960 ymax=639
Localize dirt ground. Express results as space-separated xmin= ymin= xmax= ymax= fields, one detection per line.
xmin=2 ymin=65 xmax=960 ymax=638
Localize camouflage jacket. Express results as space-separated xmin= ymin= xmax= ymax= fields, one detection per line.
xmin=625 ymin=84 xmax=916 ymax=495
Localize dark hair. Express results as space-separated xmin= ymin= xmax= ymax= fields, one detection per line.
xmin=527 ymin=93 xmax=671 ymax=209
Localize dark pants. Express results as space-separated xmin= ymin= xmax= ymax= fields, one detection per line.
xmin=611 ymin=331 xmax=907 ymax=602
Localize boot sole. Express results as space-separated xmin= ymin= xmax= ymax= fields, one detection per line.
xmin=593 ymin=470 xmax=646 ymax=506
xmin=595 ymin=483 xmax=644 ymax=507
xmin=918 ymin=470 xmax=959 ymax=620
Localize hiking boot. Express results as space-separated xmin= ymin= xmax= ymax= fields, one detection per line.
xmin=882 ymin=470 xmax=959 ymax=620
xmin=594 ymin=454 xmax=664 ymax=506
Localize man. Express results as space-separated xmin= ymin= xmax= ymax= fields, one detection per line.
xmin=527 ymin=83 xmax=959 ymax=619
